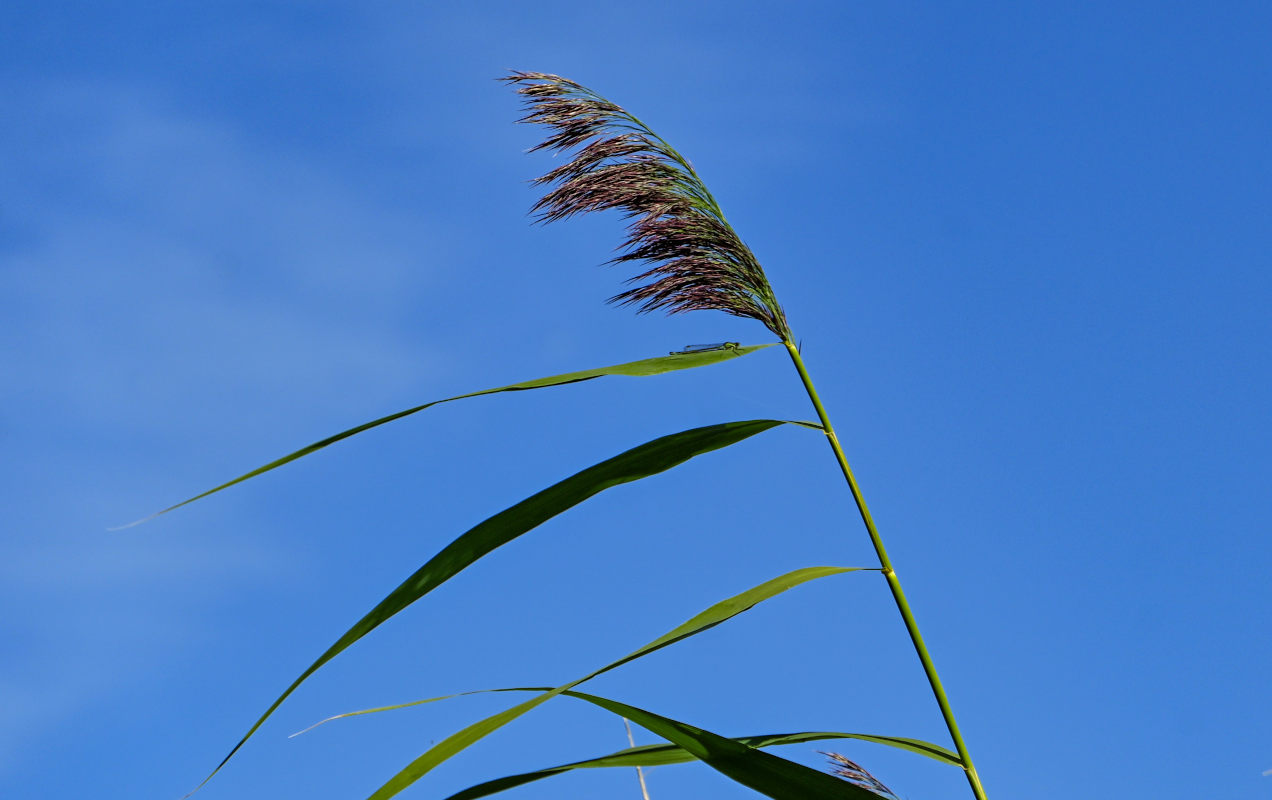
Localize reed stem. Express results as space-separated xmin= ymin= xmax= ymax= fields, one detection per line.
xmin=622 ymin=717 xmax=653 ymax=800
xmin=782 ymin=340 xmax=988 ymax=800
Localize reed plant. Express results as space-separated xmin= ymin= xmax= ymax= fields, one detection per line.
xmin=135 ymin=71 xmax=991 ymax=800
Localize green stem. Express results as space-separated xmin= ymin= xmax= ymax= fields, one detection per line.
xmin=783 ymin=340 xmax=988 ymax=800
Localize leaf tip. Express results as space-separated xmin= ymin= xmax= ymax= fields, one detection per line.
xmin=106 ymin=513 xmax=158 ymax=532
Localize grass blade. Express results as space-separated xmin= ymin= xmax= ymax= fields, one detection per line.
xmin=118 ymin=343 xmax=774 ymax=528
xmin=442 ymin=730 xmax=958 ymax=800
xmin=188 ymin=418 xmax=793 ymax=794
xmin=544 ymin=690 xmax=889 ymax=800
xmin=362 ymin=566 xmax=859 ymax=799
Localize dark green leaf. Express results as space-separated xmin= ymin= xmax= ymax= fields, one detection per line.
xmin=428 ymin=690 xmax=887 ymax=800
xmin=442 ymin=730 xmax=959 ymax=800
xmin=118 ymin=343 xmax=774 ymax=528
xmin=190 ymin=418 xmax=791 ymax=793
xmin=549 ymin=690 xmax=891 ymax=800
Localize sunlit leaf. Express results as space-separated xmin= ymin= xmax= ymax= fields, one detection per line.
xmin=118 ymin=343 xmax=774 ymax=528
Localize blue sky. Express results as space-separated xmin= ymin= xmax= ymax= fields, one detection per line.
xmin=2 ymin=2 xmax=1270 ymax=799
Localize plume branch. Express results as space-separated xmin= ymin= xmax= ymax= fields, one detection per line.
xmin=821 ymin=751 xmax=902 ymax=800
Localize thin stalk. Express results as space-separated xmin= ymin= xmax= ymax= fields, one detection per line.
xmin=783 ymin=340 xmax=988 ymax=800
xmin=622 ymin=717 xmax=652 ymax=800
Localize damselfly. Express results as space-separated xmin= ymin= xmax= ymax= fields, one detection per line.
xmin=669 ymin=342 xmax=740 ymax=355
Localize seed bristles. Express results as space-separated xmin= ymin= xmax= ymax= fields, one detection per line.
xmin=821 ymin=751 xmax=901 ymax=799
xmin=504 ymin=71 xmax=790 ymax=339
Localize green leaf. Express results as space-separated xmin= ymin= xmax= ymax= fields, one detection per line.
xmin=190 ymin=418 xmax=793 ymax=793
xmin=364 ymin=566 xmax=860 ymax=800
xmin=541 ymin=690 xmax=891 ymax=800
xmin=441 ymin=730 xmax=959 ymax=800
xmin=337 ymin=689 xmax=892 ymax=800
xmin=117 ymin=343 xmax=775 ymax=528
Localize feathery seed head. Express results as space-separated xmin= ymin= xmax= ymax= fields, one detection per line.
xmin=504 ymin=71 xmax=791 ymax=339
xmin=821 ymin=752 xmax=901 ymax=799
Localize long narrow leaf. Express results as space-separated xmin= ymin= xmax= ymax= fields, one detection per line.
xmin=298 ymin=692 xmax=957 ymax=769
xmin=442 ymin=730 xmax=959 ymax=800
xmin=544 ymin=689 xmax=888 ymax=800
xmin=190 ymin=418 xmax=793 ymax=794
xmin=339 ymin=688 xmax=890 ymax=800
xmin=118 ymin=343 xmax=774 ymax=528
xmin=365 ymin=567 xmax=860 ymax=799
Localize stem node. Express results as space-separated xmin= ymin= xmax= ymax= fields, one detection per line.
xmin=784 ymin=339 xmax=988 ymax=800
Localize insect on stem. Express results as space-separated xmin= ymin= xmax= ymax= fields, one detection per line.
xmin=669 ymin=342 xmax=740 ymax=355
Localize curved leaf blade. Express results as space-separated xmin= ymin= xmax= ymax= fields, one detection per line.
xmin=117 ymin=343 xmax=774 ymax=528
xmin=587 ymin=566 xmax=859 ymax=680
xmin=548 ymin=690 xmax=888 ymax=800
xmin=364 ymin=567 xmax=859 ymax=799
xmin=442 ymin=730 xmax=958 ymax=800
xmin=191 ymin=418 xmax=790 ymax=793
